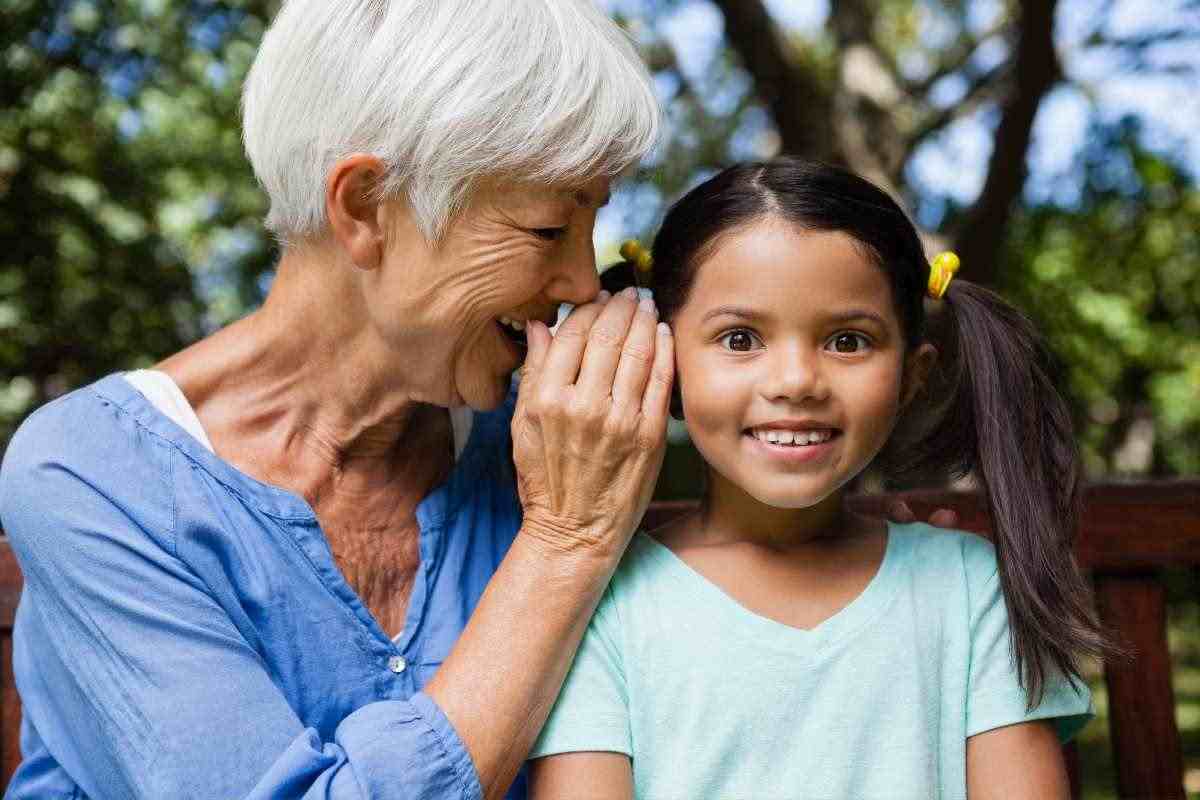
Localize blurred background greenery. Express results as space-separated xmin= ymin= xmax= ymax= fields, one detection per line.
xmin=1 ymin=0 xmax=1198 ymax=796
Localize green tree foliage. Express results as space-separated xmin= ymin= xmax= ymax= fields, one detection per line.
xmin=1003 ymin=123 xmax=1200 ymax=476
xmin=0 ymin=0 xmax=278 ymax=443
xmin=0 ymin=0 xmax=1196 ymax=480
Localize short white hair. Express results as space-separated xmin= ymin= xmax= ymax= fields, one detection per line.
xmin=242 ymin=0 xmax=661 ymax=242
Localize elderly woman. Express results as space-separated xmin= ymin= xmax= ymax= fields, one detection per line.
xmin=1 ymin=2 xmax=664 ymax=798
xmin=0 ymin=2 xmax=947 ymax=799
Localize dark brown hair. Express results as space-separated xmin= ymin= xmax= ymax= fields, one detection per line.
xmin=610 ymin=158 xmax=1110 ymax=706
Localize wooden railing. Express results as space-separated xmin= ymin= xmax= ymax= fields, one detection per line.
xmin=0 ymin=480 xmax=1197 ymax=797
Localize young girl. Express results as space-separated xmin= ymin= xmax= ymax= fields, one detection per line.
xmin=526 ymin=159 xmax=1109 ymax=799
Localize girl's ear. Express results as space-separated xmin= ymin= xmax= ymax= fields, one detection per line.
xmin=900 ymin=342 xmax=938 ymax=410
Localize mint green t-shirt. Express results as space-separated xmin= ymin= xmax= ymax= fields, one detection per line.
xmin=529 ymin=522 xmax=1092 ymax=799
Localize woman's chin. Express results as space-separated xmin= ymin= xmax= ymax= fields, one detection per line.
xmin=453 ymin=369 xmax=513 ymax=412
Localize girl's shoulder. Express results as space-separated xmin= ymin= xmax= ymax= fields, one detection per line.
xmin=614 ymin=529 xmax=688 ymax=583
xmin=596 ymin=529 xmax=726 ymax=614
xmin=887 ymin=520 xmax=999 ymax=589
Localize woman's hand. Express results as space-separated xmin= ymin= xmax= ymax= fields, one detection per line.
xmin=512 ymin=287 xmax=674 ymax=561
xmin=886 ymin=502 xmax=960 ymax=528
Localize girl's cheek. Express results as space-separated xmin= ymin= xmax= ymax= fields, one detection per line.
xmin=844 ymin=366 xmax=904 ymax=441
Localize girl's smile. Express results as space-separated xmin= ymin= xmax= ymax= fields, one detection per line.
xmin=743 ymin=424 xmax=841 ymax=465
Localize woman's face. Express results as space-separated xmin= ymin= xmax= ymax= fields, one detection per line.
xmin=671 ymin=219 xmax=927 ymax=510
xmin=369 ymin=177 xmax=610 ymax=410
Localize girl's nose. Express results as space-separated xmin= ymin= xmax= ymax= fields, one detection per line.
xmin=762 ymin=347 xmax=829 ymax=404
xmin=545 ymin=234 xmax=602 ymax=305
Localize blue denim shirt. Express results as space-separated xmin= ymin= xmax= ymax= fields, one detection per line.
xmin=0 ymin=374 xmax=526 ymax=799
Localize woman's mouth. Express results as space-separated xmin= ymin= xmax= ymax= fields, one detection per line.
xmin=496 ymin=316 xmax=529 ymax=350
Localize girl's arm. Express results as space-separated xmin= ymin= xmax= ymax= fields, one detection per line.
xmin=966 ymin=721 xmax=1071 ymax=799
xmin=528 ymin=753 xmax=634 ymax=800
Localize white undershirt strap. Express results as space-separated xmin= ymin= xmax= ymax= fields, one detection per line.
xmin=122 ymin=369 xmax=474 ymax=461
xmin=123 ymin=369 xmax=216 ymax=453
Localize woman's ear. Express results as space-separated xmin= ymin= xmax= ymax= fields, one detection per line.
xmin=325 ymin=154 xmax=388 ymax=270
xmin=900 ymin=342 xmax=938 ymax=410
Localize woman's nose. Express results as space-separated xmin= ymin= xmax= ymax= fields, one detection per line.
xmin=545 ymin=234 xmax=602 ymax=305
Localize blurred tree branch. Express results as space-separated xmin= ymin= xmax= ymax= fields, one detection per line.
xmin=708 ymin=0 xmax=837 ymax=160
xmin=708 ymin=0 xmax=1062 ymax=286
xmin=956 ymin=0 xmax=1061 ymax=286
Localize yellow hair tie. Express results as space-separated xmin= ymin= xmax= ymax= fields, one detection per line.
xmin=927 ymin=251 xmax=960 ymax=300
xmin=620 ymin=239 xmax=654 ymax=275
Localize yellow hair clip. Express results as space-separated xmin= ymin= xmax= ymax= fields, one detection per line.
xmin=620 ymin=239 xmax=654 ymax=276
xmin=927 ymin=251 xmax=960 ymax=300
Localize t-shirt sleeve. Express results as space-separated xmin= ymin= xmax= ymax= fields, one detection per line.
xmin=528 ymin=583 xmax=631 ymax=758
xmin=965 ymin=563 xmax=1094 ymax=743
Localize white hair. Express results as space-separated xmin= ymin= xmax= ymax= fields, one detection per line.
xmin=241 ymin=0 xmax=661 ymax=242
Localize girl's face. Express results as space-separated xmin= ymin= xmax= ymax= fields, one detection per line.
xmin=672 ymin=217 xmax=933 ymax=509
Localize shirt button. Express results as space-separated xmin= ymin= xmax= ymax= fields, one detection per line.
xmin=388 ymin=656 xmax=407 ymax=674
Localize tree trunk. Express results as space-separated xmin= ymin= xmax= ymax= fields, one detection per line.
xmin=709 ymin=0 xmax=838 ymax=161
xmin=954 ymin=0 xmax=1062 ymax=286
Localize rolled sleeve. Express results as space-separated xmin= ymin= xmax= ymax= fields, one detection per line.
xmin=333 ymin=694 xmax=482 ymax=800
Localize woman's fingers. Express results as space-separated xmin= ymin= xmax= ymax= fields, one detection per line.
xmin=511 ymin=289 xmax=670 ymax=561
xmin=608 ymin=294 xmax=659 ymax=409
xmin=928 ymin=508 xmax=960 ymax=528
xmin=521 ymin=319 xmax=552 ymax=384
xmin=883 ymin=501 xmax=960 ymax=529
xmin=885 ymin=500 xmax=916 ymax=523
xmin=514 ymin=318 xmax=552 ymax=423
xmin=574 ymin=287 xmax=640 ymax=402
xmin=639 ymin=322 xmax=674 ymax=430
xmin=538 ymin=293 xmax=609 ymax=389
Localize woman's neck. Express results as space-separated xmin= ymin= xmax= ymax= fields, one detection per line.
xmin=158 ymin=248 xmax=450 ymax=498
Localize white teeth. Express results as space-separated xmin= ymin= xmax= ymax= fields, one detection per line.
xmin=498 ymin=316 xmax=527 ymax=332
xmin=752 ymin=429 xmax=834 ymax=446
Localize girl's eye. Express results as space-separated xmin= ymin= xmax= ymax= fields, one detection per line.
xmin=720 ymin=330 xmax=760 ymax=352
xmin=826 ymin=332 xmax=871 ymax=354
xmin=532 ymin=227 xmax=566 ymax=241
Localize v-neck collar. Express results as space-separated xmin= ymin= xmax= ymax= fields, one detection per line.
xmin=636 ymin=522 xmax=907 ymax=657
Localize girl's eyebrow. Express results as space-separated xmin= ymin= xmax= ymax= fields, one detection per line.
xmin=700 ymin=305 xmax=888 ymax=327
xmin=825 ymin=309 xmax=889 ymax=328
xmin=700 ymin=305 xmax=767 ymax=325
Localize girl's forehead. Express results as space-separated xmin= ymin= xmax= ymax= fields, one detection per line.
xmin=689 ymin=221 xmax=894 ymax=311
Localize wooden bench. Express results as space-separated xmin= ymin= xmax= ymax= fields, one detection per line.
xmin=0 ymin=479 xmax=1196 ymax=797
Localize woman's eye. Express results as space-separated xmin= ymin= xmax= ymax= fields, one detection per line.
xmin=827 ymin=332 xmax=870 ymax=354
xmin=532 ymin=227 xmax=566 ymax=241
xmin=720 ymin=330 xmax=759 ymax=352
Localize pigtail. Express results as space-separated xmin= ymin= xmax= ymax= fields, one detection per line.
xmin=934 ymin=280 xmax=1110 ymax=707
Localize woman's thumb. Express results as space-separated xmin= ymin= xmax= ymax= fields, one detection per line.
xmin=522 ymin=320 xmax=550 ymax=381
